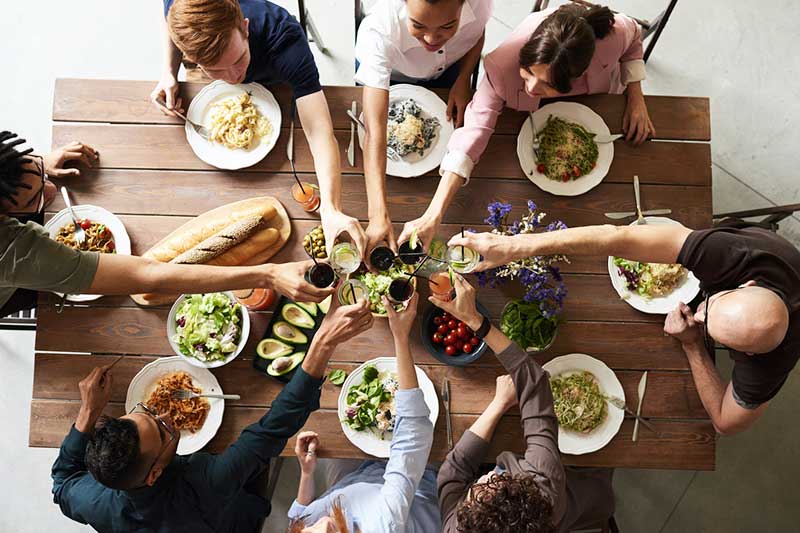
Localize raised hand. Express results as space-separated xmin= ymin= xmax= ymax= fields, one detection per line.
xmin=428 ymin=273 xmax=482 ymax=331
xmin=265 ymin=260 xmax=335 ymax=303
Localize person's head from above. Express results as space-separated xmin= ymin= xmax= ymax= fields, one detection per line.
xmin=518 ymin=4 xmax=615 ymax=98
xmin=694 ymin=280 xmax=790 ymax=355
xmin=456 ymin=471 xmax=556 ymax=533
xmin=167 ymin=0 xmax=251 ymax=84
xmin=0 ymin=131 xmax=44 ymax=217
xmin=85 ymin=405 xmax=179 ymax=490
xmin=404 ymin=0 xmax=466 ymax=52
xmin=288 ymin=499 xmax=358 ymax=533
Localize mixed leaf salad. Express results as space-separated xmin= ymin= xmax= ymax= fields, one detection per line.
xmin=613 ymin=257 xmax=688 ymax=299
xmin=342 ymin=365 xmax=399 ymax=439
xmin=500 ymin=299 xmax=559 ymax=351
xmin=354 ymin=264 xmax=412 ymax=315
xmin=173 ymin=293 xmax=242 ymax=362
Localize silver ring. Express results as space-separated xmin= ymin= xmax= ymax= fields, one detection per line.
xmin=306 ymin=450 xmax=315 ymax=456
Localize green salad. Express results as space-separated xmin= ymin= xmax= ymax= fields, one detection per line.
xmin=501 ymin=299 xmax=558 ymax=351
xmin=354 ymin=265 xmax=410 ymax=315
xmin=173 ymin=293 xmax=242 ymax=362
xmin=342 ymin=365 xmax=399 ymax=439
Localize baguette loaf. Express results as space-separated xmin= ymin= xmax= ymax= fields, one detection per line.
xmin=170 ymin=215 xmax=265 ymax=264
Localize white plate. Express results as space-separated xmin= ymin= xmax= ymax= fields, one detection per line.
xmin=167 ymin=292 xmax=250 ymax=369
xmin=338 ymin=357 xmax=439 ymax=458
xmin=44 ymin=204 xmax=131 ymax=302
xmin=125 ymin=356 xmax=224 ymax=455
xmin=607 ymin=216 xmax=701 ymax=315
xmin=543 ymin=353 xmax=624 ymax=455
xmin=517 ymin=101 xmax=613 ymax=196
xmin=186 ymin=80 xmax=282 ymax=170
xmin=358 ymin=84 xmax=454 ymax=178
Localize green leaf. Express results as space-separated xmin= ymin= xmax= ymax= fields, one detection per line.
xmin=328 ymin=369 xmax=348 ymax=386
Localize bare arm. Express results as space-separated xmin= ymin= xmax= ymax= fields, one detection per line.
xmin=150 ymin=11 xmax=184 ymax=115
xmin=396 ymin=171 xmax=463 ymax=250
xmin=386 ymin=293 xmax=420 ymax=390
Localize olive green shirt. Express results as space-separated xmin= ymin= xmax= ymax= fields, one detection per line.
xmin=0 ymin=216 xmax=99 ymax=308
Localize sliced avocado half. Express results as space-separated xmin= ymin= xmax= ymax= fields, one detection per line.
xmin=318 ymin=294 xmax=332 ymax=314
xmin=256 ymin=338 xmax=293 ymax=360
xmin=267 ymin=351 xmax=305 ymax=376
xmin=282 ymin=303 xmax=315 ymax=329
xmin=272 ymin=321 xmax=308 ymax=344
xmin=297 ymin=302 xmax=318 ymax=317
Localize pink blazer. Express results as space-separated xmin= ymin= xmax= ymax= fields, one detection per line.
xmin=443 ymin=9 xmax=643 ymax=178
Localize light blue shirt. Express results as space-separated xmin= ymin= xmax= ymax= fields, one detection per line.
xmin=288 ymin=388 xmax=440 ymax=532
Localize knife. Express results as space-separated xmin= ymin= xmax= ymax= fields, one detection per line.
xmin=442 ymin=377 xmax=453 ymax=450
xmin=287 ymin=100 xmax=299 ymax=179
xmin=604 ymin=209 xmax=672 ymax=220
xmin=347 ymin=101 xmax=356 ymax=167
xmin=605 ymin=395 xmax=659 ymax=436
xmin=632 ymin=371 xmax=648 ymax=442
xmin=594 ymin=133 xmax=623 ymax=144
xmin=633 ymin=175 xmax=645 ymax=225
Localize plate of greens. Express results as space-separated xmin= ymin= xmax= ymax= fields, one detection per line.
xmin=338 ymin=357 xmax=439 ymax=458
xmin=517 ymin=102 xmax=613 ymax=196
xmin=352 ymin=264 xmax=416 ymax=317
xmin=543 ymin=353 xmax=624 ymax=455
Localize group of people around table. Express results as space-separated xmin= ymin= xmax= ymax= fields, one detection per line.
xmin=0 ymin=0 xmax=797 ymax=531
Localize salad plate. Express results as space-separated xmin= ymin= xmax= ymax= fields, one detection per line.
xmin=352 ymin=264 xmax=416 ymax=317
xmin=543 ymin=353 xmax=624 ymax=455
xmin=338 ymin=357 xmax=439 ymax=458
xmin=126 ymin=356 xmax=224 ymax=456
xmin=167 ymin=292 xmax=250 ymax=369
xmin=607 ymin=217 xmax=701 ymax=314
xmin=357 ymin=84 xmax=454 ymax=178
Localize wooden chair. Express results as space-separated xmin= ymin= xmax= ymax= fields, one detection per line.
xmin=532 ymin=0 xmax=678 ymax=62
xmin=0 ymin=307 xmax=36 ymax=331
xmin=713 ymin=204 xmax=800 ymax=233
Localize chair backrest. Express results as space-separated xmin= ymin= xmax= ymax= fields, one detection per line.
xmin=0 ymin=308 xmax=36 ymax=330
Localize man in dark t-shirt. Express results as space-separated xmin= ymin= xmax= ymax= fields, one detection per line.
xmin=151 ymin=0 xmax=368 ymax=263
xmin=447 ymin=219 xmax=799 ymax=435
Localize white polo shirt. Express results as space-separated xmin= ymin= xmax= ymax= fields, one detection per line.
xmin=355 ymin=0 xmax=493 ymax=89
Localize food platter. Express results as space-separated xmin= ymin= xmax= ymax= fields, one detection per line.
xmin=543 ymin=353 xmax=624 ymax=455
xmin=337 ymin=357 xmax=439 ymax=458
xmin=517 ymin=101 xmax=613 ymax=196
xmin=186 ymin=80 xmax=282 ymax=170
xmin=125 ymin=356 xmax=225 ymax=455
xmin=44 ymin=204 xmax=131 ymax=302
xmin=358 ymin=84 xmax=454 ymax=178
xmin=607 ymin=217 xmax=701 ymax=315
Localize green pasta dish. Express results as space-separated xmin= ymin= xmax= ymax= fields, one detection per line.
xmin=535 ymin=116 xmax=599 ymax=182
xmin=550 ymin=371 xmax=607 ymax=433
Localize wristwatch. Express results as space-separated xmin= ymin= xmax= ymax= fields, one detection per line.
xmin=474 ymin=316 xmax=491 ymax=339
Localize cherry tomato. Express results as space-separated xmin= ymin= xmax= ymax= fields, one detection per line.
xmin=432 ymin=333 xmax=443 ymax=344
xmin=433 ymin=316 xmax=442 ymax=325
xmin=457 ymin=321 xmax=466 ymax=328
xmin=437 ymin=324 xmax=448 ymax=335
xmin=445 ymin=345 xmax=457 ymax=356
xmin=447 ymin=320 xmax=458 ymax=329
xmin=462 ymin=343 xmax=473 ymax=353
xmin=79 ymin=219 xmax=92 ymax=230
xmin=470 ymin=336 xmax=480 ymax=346
xmin=572 ymin=165 xmax=581 ymax=177
xmin=441 ymin=312 xmax=450 ymax=320
xmin=456 ymin=326 xmax=469 ymax=339
xmin=107 ymin=241 xmax=116 ymax=251
xmin=444 ymin=333 xmax=457 ymax=345
xmin=562 ymin=173 xmax=571 ymax=182
xmin=536 ymin=163 xmax=546 ymax=174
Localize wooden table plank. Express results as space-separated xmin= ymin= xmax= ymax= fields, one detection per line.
xmin=53 ymin=79 xmax=711 ymax=141
xmin=28 ymin=400 xmax=715 ymax=470
xmin=33 ymin=353 xmax=707 ymax=419
xmin=52 ymin=122 xmax=711 ymax=185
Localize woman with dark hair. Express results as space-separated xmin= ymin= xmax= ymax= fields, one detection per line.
xmin=399 ymin=3 xmax=654 ymax=250
xmin=433 ymin=274 xmax=615 ymax=532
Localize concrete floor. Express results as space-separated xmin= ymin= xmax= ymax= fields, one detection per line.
xmin=1 ymin=1 xmax=799 ymax=532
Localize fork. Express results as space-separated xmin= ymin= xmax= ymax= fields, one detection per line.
xmin=633 ymin=175 xmax=646 ymax=225
xmin=345 ymin=109 xmax=401 ymax=162
xmin=60 ymin=187 xmax=85 ymax=244
xmin=528 ymin=112 xmax=540 ymax=175
xmin=605 ymin=395 xmax=660 ymax=436
xmin=156 ymin=96 xmax=211 ymax=140
xmin=171 ymin=389 xmax=241 ymax=401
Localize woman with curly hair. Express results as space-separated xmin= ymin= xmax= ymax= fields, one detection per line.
xmin=432 ymin=274 xmax=615 ymax=532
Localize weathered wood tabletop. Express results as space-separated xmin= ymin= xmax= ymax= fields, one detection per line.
xmin=30 ymin=78 xmax=715 ymax=470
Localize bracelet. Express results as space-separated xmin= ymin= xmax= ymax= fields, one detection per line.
xmin=474 ymin=316 xmax=491 ymax=339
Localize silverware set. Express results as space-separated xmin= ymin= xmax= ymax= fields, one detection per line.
xmin=156 ymin=96 xmax=211 ymax=140
xmin=604 ymin=174 xmax=673 ymax=221
xmin=345 ymin=108 xmax=401 ymax=162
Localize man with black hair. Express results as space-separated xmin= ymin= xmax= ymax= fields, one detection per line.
xmin=52 ymin=297 xmax=375 ymax=532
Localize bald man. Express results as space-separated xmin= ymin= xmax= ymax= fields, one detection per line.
xmin=449 ymin=219 xmax=800 ymax=435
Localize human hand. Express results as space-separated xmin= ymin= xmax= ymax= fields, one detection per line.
xmin=150 ymin=72 xmax=184 ymax=117
xmin=321 ymin=208 xmax=368 ymax=260
xmin=365 ymin=212 xmax=397 ymax=268
xmin=428 ymin=272 xmax=482 ymax=331
xmin=385 ymin=292 xmax=418 ymax=340
xmin=43 ymin=142 xmax=99 ymax=178
xmin=664 ymin=302 xmax=703 ymax=346
xmin=75 ymin=366 xmax=114 ymax=432
xmin=446 ymin=78 xmax=471 ymax=128
xmin=397 ymin=213 xmax=439 ymax=254
xmin=265 ymin=260 xmax=335 ymax=303
xmin=447 ymin=232 xmax=520 ymax=272
xmin=622 ymin=92 xmax=656 ymax=145
xmin=294 ymin=431 xmax=319 ymax=475
xmin=489 ymin=375 xmax=517 ymax=412
xmin=315 ymin=296 xmax=374 ymax=347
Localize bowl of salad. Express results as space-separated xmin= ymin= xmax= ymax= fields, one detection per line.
xmin=352 ymin=264 xmax=416 ymax=317
xmin=167 ymin=292 xmax=250 ymax=368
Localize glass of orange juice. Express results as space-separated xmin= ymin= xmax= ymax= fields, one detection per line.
xmin=429 ymin=270 xmax=455 ymax=301
xmin=291 ymin=182 xmax=320 ymax=213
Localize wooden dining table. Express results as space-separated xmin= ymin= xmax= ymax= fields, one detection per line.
xmin=29 ymin=78 xmax=714 ymax=470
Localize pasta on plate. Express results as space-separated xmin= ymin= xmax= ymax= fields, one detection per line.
xmin=56 ymin=220 xmax=116 ymax=253
xmin=208 ymin=92 xmax=272 ymax=150
xmin=145 ymin=371 xmax=210 ymax=433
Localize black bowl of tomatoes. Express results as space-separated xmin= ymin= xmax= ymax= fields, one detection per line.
xmin=421 ymin=302 xmax=489 ymax=366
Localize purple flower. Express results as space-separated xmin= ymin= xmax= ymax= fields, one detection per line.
xmin=546 ymin=220 xmax=568 ymax=232
xmin=485 ymin=201 xmax=512 ymax=229
xmin=510 ymin=221 xmax=522 ymax=235
xmin=527 ymin=200 xmax=537 ymax=212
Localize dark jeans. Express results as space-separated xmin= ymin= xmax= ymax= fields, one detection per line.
xmin=1 ymin=211 xmax=45 ymax=317
xmin=355 ymin=59 xmax=462 ymax=89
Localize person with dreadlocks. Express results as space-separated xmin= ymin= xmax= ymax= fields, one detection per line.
xmin=0 ymin=131 xmax=335 ymax=318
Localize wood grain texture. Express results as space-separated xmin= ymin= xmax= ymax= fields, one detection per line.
xmin=28 ymin=400 xmax=715 ymax=470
